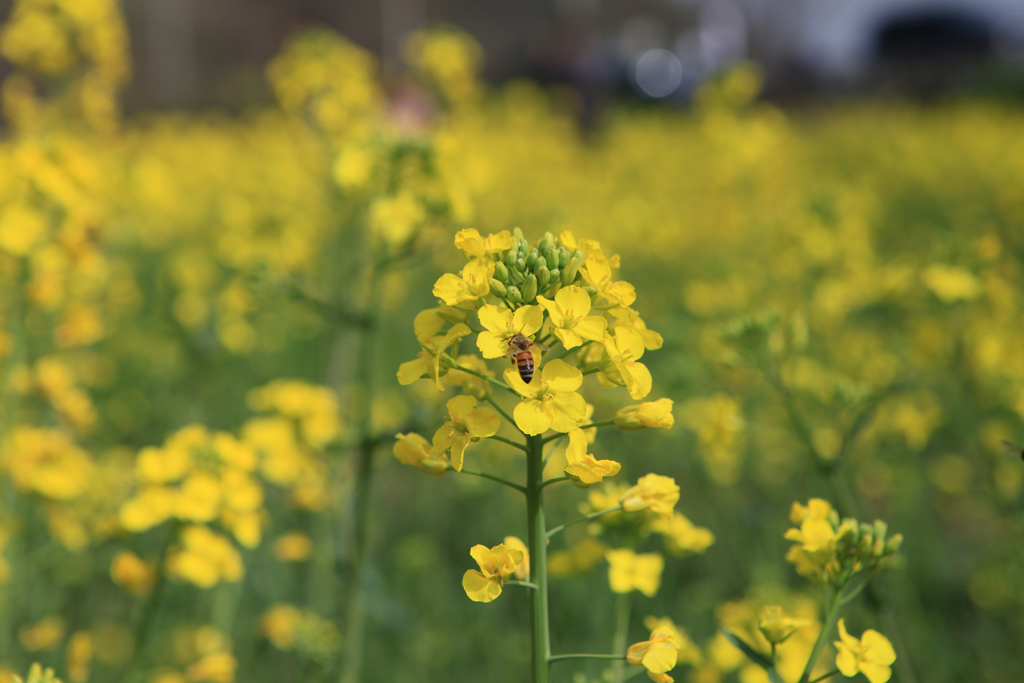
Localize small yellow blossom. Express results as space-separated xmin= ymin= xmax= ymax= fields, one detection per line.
xmin=393 ymin=432 xmax=449 ymax=475
xmin=620 ymin=474 xmax=680 ymax=519
xmin=643 ymin=616 xmax=703 ymax=666
xmin=454 ymin=228 xmax=515 ymax=258
xmin=397 ymin=323 xmax=472 ymax=391
xmin=834 ymin=619 xmax=896 ymax=683
xmin=431 ymin=395 xmax=500 ymax=471
xmin=504 ymin=359 xmax=587 ymax=435
xmin=536 ymin=285 xmax=607 ymax=349
xmin=2 ymin=427 xmax=95 ymax=500
xmin=615 ymin=399 xmax=674 ymax=431
xmin=563 ymin=428 xmax=620 ymax=486
xmin=462 ymin=542 xmax=525 ymax=603
xmin=110 ymin=551 xmax=157 ymax=596
xmin=18 ymin=617 xmax=65 ymax=652
xmin=627 ymin=626 xmax=678 ymax=681
xmin=432 ymin=257 xmax=495 ymax=307
xmin=606 ymin=549 xmax=664 ymax=597
xmin=66 ymin=630 xmax=93 ymax=683
xmin=475 ymin=304 xmax=543 ymax=358
xmin=261 ymin=604 xmax=302 ymax=650
xmin=446 ymin=354 xmax=495 ymax=400
xmin=273 ymin=532 xmax=313 ymax=562
xmin=651 ymin=512 xmax=715 ymax=556
xmin=580 ymin=254 xmax=636 ymax=307
xmin=166 ymin=526 xmax=244 ymax=588
xmin=603 ymin=327 xmax=653 ymax=400
xmin=921 ymin=264 xmax=982 ymax=303
xmin=757 ymin=606 xmax=811 ymax=645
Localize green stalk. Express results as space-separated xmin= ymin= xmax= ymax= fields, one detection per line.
xmin=339 ymin=251 xmax=383 ymax=683
xmin=525 ymin=433 xmax=551 ymax=683
xmin=797 ymin=587 xmax=843 ymax=683
xmin=611 ymin=591 xmax=631 ymax=683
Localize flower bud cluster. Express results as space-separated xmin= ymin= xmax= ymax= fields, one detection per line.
xmin=784 ymin=498 xmax=902 ymax=586
xmin=491 ymin=229 xmax=584 ymax=306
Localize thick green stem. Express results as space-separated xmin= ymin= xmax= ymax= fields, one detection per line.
xmin=798 ymin=588 xmax=844 ymax=683
xmin=526 ymin=434 xmax=551 ymax=683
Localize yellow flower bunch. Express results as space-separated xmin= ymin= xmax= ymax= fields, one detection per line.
xmin=784 ymin=498 xmax=902 ymax=586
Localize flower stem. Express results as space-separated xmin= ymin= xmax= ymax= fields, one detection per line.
xmin=455 ymin=467 xmax=526 ymax=494
xmin=552 ymin=340 xmax=593 ymax=361
xmin=546 ymin=505 xmax=623 ymax=539
xmin=539 ymin=476 xmax=569 ymax=490
xmin=611 ymin=591 xmax=632 ymax=683
xmin=484 ymin=395 xmax=522 ymax=432
xmin=487 ymin=434 xmax=529 ymax=452
xmin=797 ymin=587 xmax=844 ymax=683
xmin=549 ymin=654 xmax=628 ymax=663
xmin=807 ymin=669 xmax=840 ymax=683
xmin=526 ymin=433 xmax=551 ymax=683
xmin=449 ymin=359 xmax=518 ymax=396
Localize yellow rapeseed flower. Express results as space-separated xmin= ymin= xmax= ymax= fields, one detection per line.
xmin=2 ymin=427 xmax=95 ymax=500
xmin=536 ymin=285 xmax=607 ymax=349
xmin=606 ymin=548 xmax=664 ymax=597
xmin=603 ymin=327 xmax=653 ymax=400
xmin=166 ymin=526 xmax=243 ymax=589
xmin=757 ymin=605 xmax=811 ymax=645
xmin=431 ymin=395 xmax=500 ymax=471
xmin=504 ymin=359 xmax=587 ymax=435
xmin=580 ymin=254 xmax=636 ymax=307
xmin=462 ymin=542 xmax=525 ymax=603
xmin=620 ymin=474 xmax=680 ymax=519
xmin=18 ymin=617 xmax=65 ymax=652
xmin=393 ymin=432 xmax=449 ymax=475
xmin=563 ymin=428 xmax=620 ymax=486
xmin=475 ymin=304 xmax=542 ymax=358
xmin=397 ymin=323 xmax=472 ymax=391
xmin=273 ymin=532 xmax=313 ymax=562
xmin=432 ymin=257 xmax=495 ymax=308
xmin=109 ymin=551 xmax=157 ymax=596
xmin=651 ymin=512 xmax=715 ymax=556
xmin=834 ymin=619 xmax=896 ymax=683
xmin=615 ymin=399 xmax=674 ymax=431
xmin=454 ymin=228 xmax=515 ymax=259
xmin=627 ymin=626 xmax=679 ymax=682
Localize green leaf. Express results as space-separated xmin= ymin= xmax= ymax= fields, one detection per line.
xmin=719 ymin=627 xmax=773 ymax=670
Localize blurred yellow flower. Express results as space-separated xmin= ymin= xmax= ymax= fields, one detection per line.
xmin=393 ymin=432 xmax=450 ymax=475
xmin=606 ymin=549 xmax=664 ymax=597
xmin=273 ymin=532 xmax=313 ymax=562
xmin=454 ymin=228 xmax=514 ymax=259
xmin=166 ymin=526 xmax=243 ymax=588
xmin=110 ymin=550 xmax=157 ymax=596
xmin=620 ymin=474 xmax=679 ymax=519
xmin=615 ymin=399 xmax=674 ymax=431
xmin=757 ymin=605 xmax=810 ymax=645
xmin=651 ymin=512 xmax=715 ymax=556
xmin=397 ymin=323 xmax=472 ymax=391
xmin=18 ymin=616 xmax=65 ymax=652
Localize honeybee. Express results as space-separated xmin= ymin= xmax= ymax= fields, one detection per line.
xmin=1001 ymin=440 xmax=1024 ymax=461
xmin=505 ymin=333 xmax=549 ymax=384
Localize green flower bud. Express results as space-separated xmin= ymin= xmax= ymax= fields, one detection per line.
xmin=489 ymin=279 xmax=508 ymax=299
xmin=526 ymin=250 xmax=538 ymax=269
xmin=558 ymin=249 xmax=571 ymax=268
xmin=535 ymin=266 xmax=550 ymax=289
xmin=582 ymin=285 xmax=599 ymax=298
xmin=884 ymin=533 xmax=903 ymax=555
xmin=504 ymin=250 xmax=518 ymax=268
xmin=513 ymin=227 xmax=524 ymax=240
xmin=494 ymin=261 xmax=509 ymax=283
xmin=539 ymin=232 xmax=555 ymax=252
xmin=516 ymin=257 xmax=526 ymax=272
xmin=510 ymin=268 xmax=525 ymax=285
xmin=521 ymin=274 xmax=538 ymax=303
xmin=543 ymin=248 xmax=557 ymax=269
xmin=560 ymin=257 xmax=579 ymax=285
xmin=506 ymin=285 xmax=523 ymax=304
xmin=872 ymin=520 xmax=888 ymax=544
xmin=573 ymin=249 xmax=585 ymax=264
xmin=856 ymin=531 xmax=874 ymax=560
xmin=548 ymin=268 xmax=560 ymax=284
xmin=871 ymin=536 xmax=886 ymax=560
xmin=535 ymin=255 xmax=547 ymax=270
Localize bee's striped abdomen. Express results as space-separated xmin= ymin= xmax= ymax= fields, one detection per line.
xmin=516 ymin=352 xmax=535 ymax=383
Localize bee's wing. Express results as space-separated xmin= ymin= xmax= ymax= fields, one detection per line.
xmin=1001 ymin=440 xmax=1024 ymax=460
xmin=532 ymin=342 xmax=551 ymax=352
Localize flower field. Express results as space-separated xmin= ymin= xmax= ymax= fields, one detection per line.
xmin=1 ymin=2 xmax=1023 ymax=682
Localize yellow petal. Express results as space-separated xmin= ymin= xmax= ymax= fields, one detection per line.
xmin=447 ymin=394 xmax=479 ymax=420
xmin=465 ymin=406 xmax=500 ymax=437
xmin=397 ymin=356 xmax=431 ymax=385
xmin=547 ymin=392 xmax=587 ymax=432
xmin=512 ymin=305 xmax=544 ymax=336
xmin=462 ymin=570 xmax=502 ymax=602
xmin=450 ymin=434 xmax=470 ymax=472
xmin=514 ymin=399 xmax=552 ymax=436
xmin=477 ymin=304 xmax=513 ymax=335
xmin=554 ymin=285 xmax=593 ymax=318
xmin=476 ymin=331 xmax=508 ymax=359
xmin=574 ymin=316 xmax=608 ymax=342
xmin=860 ymin=662 xmax=893 ymax=683
xmin=862 ymin=630 xmax=896 ymax=665
xmin=540 ymin=359 xmax=583 ymax=392
xmin=504 ymin=368 xmax=537 ymax=398
xmin=623 ymin=361 xmax=653 ymax=400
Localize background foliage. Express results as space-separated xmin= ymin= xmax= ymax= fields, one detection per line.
xmin=0 ymin=2 xmax=1022 ymax=682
